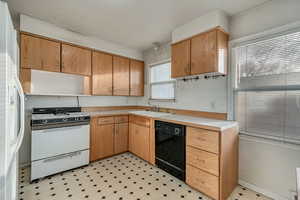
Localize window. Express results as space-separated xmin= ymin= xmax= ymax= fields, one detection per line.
xmin=150 ymin=62 xmax=175 ymax=100
xmin=233 ymin=30 xmax=300 ymax=144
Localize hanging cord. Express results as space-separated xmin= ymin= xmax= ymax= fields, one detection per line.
xmin=76 ymin=96 xmax=80 ymax=107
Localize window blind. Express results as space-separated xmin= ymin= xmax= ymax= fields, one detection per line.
xmin=234 ymin=31 xmax=300 ymax=144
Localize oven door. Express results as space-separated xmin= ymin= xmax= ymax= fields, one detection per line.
xmin=31 ymin=124 xmax=90 ymax=161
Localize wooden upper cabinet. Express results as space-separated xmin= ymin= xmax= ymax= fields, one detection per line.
xmin=21 ymin=34 xmax=42 ymax=70
xmin=191 ymin=30 xmax=216 ymax=75
xmin=130 ymin=60 xmax=144 ymax=96
xmin=171 ymin=27 xmax=229 ymax=78
xmin=40 ymin=39 xmax=61 ymax=72
xmin=171 ymin=40 xmax=190 ymax=78
xmin=21 ymin=34 xmax=60 ymax=72
xmin=113 ymin=56 xmax=130 ymax=96
xmin=61 ymin=44 xmax=92 ymax=76
xmin=191 ymin=28 xmax=228 ymax=75
xmin=92 ymin=51 xmax=113 ymax=95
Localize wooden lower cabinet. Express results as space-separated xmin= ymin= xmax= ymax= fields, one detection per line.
xmin=114 ymin=123 xmax=128 ymax=154
xmin=186 ymin=165 xmax=219 ymax=199
xmin=186 ymin=146 xmax=219 ymax=176
xmin=90 ymin=115 xmax=129 ymax=162
xmin=129 ymin=123 xmax=150 ymax=162
xmin=90 ymin=122 xmax=114 ymax=161
xmin=186 ymin=126 xmax=238 ymax=200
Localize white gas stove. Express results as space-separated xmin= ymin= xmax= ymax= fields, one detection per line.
xmin=30 ymin=107 xmax=90 ymax=181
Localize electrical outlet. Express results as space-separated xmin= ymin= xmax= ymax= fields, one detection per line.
xmin=289 ymin=190 xmax=297 ymax=200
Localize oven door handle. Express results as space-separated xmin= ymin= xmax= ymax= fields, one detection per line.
xmin=43 ymin=151 xmax=82 ymax=163
xmin=32 ymin=125 xmax=87 ymax=133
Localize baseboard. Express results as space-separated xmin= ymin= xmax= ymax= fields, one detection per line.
xmin=239 ymin=179 xmax=290 ymax=200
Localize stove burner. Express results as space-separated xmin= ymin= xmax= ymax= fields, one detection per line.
xmin=54 ymin=112 xmax=70 ymax=116
xmin=32 ymin=107 xmax=82 ymax=115
xmin=31 ymin=107 xmax=90 ymax=130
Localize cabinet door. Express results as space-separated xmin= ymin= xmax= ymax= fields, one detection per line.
xmin=41 ymin=39 xmax=61 ymax=72
xmin=21 ymin=34 xmax=61 ymax=72
xmin=114 ymin=123 xmax=129 ymax=154
xmin=130 ymin=60 xmax=144 ymax=96
xmin=129 ymin=123 xmax=136 ymax=153
xmin=191 ymin=29 xmax=217 ymax=75
xmin=129 ymin=123 xmax=149 ymax=161
xmin=135 ymin=124 xmax=150 ymax=161
xmin=171 ymin=40 xmax=190 ymax=78
xmin=62 ymin=44 xmax=92 ymax=76
xmin=92 ymin=51 xmax=113 ymax=95
xmin=90 ymin=119 xmax=114 ymax=161
xmin=21 ymin=34 xmax=42 ymax=69
xmin=113 ymin=56 xmax=130 ymax=96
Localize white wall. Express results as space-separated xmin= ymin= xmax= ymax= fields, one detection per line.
xmin=229 ymin=1 xmax=300 ymax=199
xmin=230 ymin=0 xmax=300 ymax=40
xmin=239 ymin=136 xmax=300 ymax=200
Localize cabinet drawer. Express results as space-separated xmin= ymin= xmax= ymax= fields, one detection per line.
xmin=187 ymin=127 xmax=219 ymax=154
xmin=186 ymin=146 xmax=219 ymax=176
xmin=186 ymin=165 xmax=219 ymax=199
xmin=129 ymin=115 xmax=150 ymax=127
xmin=31 ymin=150 xmax=89 ymax=181
xmin=98 ymin=117 xmax=114 ymax=125
xmin=115 ymin=115 xmax=129 ymax=124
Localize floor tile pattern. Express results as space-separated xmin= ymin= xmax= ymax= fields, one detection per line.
xmin=18 ymin=153 xmax=272 ymax=200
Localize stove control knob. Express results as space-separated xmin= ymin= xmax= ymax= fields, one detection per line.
xmin=80 ymin=117 xmax=85 ymax=121
xmin=42 ymin=119 xmax=48 ymax=124
xmin=62 ymin=118 xmax=67 ymax=122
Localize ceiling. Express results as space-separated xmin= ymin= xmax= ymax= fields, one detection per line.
xmin=8 ymin=0 xmax=270 ymax=51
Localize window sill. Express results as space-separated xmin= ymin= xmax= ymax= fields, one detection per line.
xmin=148 ymin=98 xmax=176 ymax=102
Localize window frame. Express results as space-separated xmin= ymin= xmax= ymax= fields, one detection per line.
xmin=148 ymin=59 xmax=176 ymax=101
xmin=229 ymin=23 xmax=300 ymax=145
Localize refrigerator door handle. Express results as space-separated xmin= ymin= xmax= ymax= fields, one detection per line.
xmin=12 ymin=75 xmax=25 ymax=154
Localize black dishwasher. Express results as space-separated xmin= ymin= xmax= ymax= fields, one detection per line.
xmin=155 ymin=121 xmax=186 ymax=181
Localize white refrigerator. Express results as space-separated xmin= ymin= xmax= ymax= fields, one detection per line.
xmin=0 ymin=1 xmax=25 ymax=200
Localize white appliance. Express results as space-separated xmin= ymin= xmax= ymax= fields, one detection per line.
xmin=0 ymin=1 xmax=25 ymax=200
xmin=30 ymin=107 xmax=90 ymax=181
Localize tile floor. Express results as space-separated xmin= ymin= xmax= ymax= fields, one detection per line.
xmin=18 ymin=153 xmax=272 ymax=200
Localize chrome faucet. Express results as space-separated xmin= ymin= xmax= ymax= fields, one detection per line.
xmin=152 ymin=105 xmax=160 ymax=112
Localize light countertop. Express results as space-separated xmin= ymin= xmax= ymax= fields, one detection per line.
xmin=89 ymin=110 xmax=237 ymax=131
xmin=154 ymin=114 xmax=238 ymax=131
